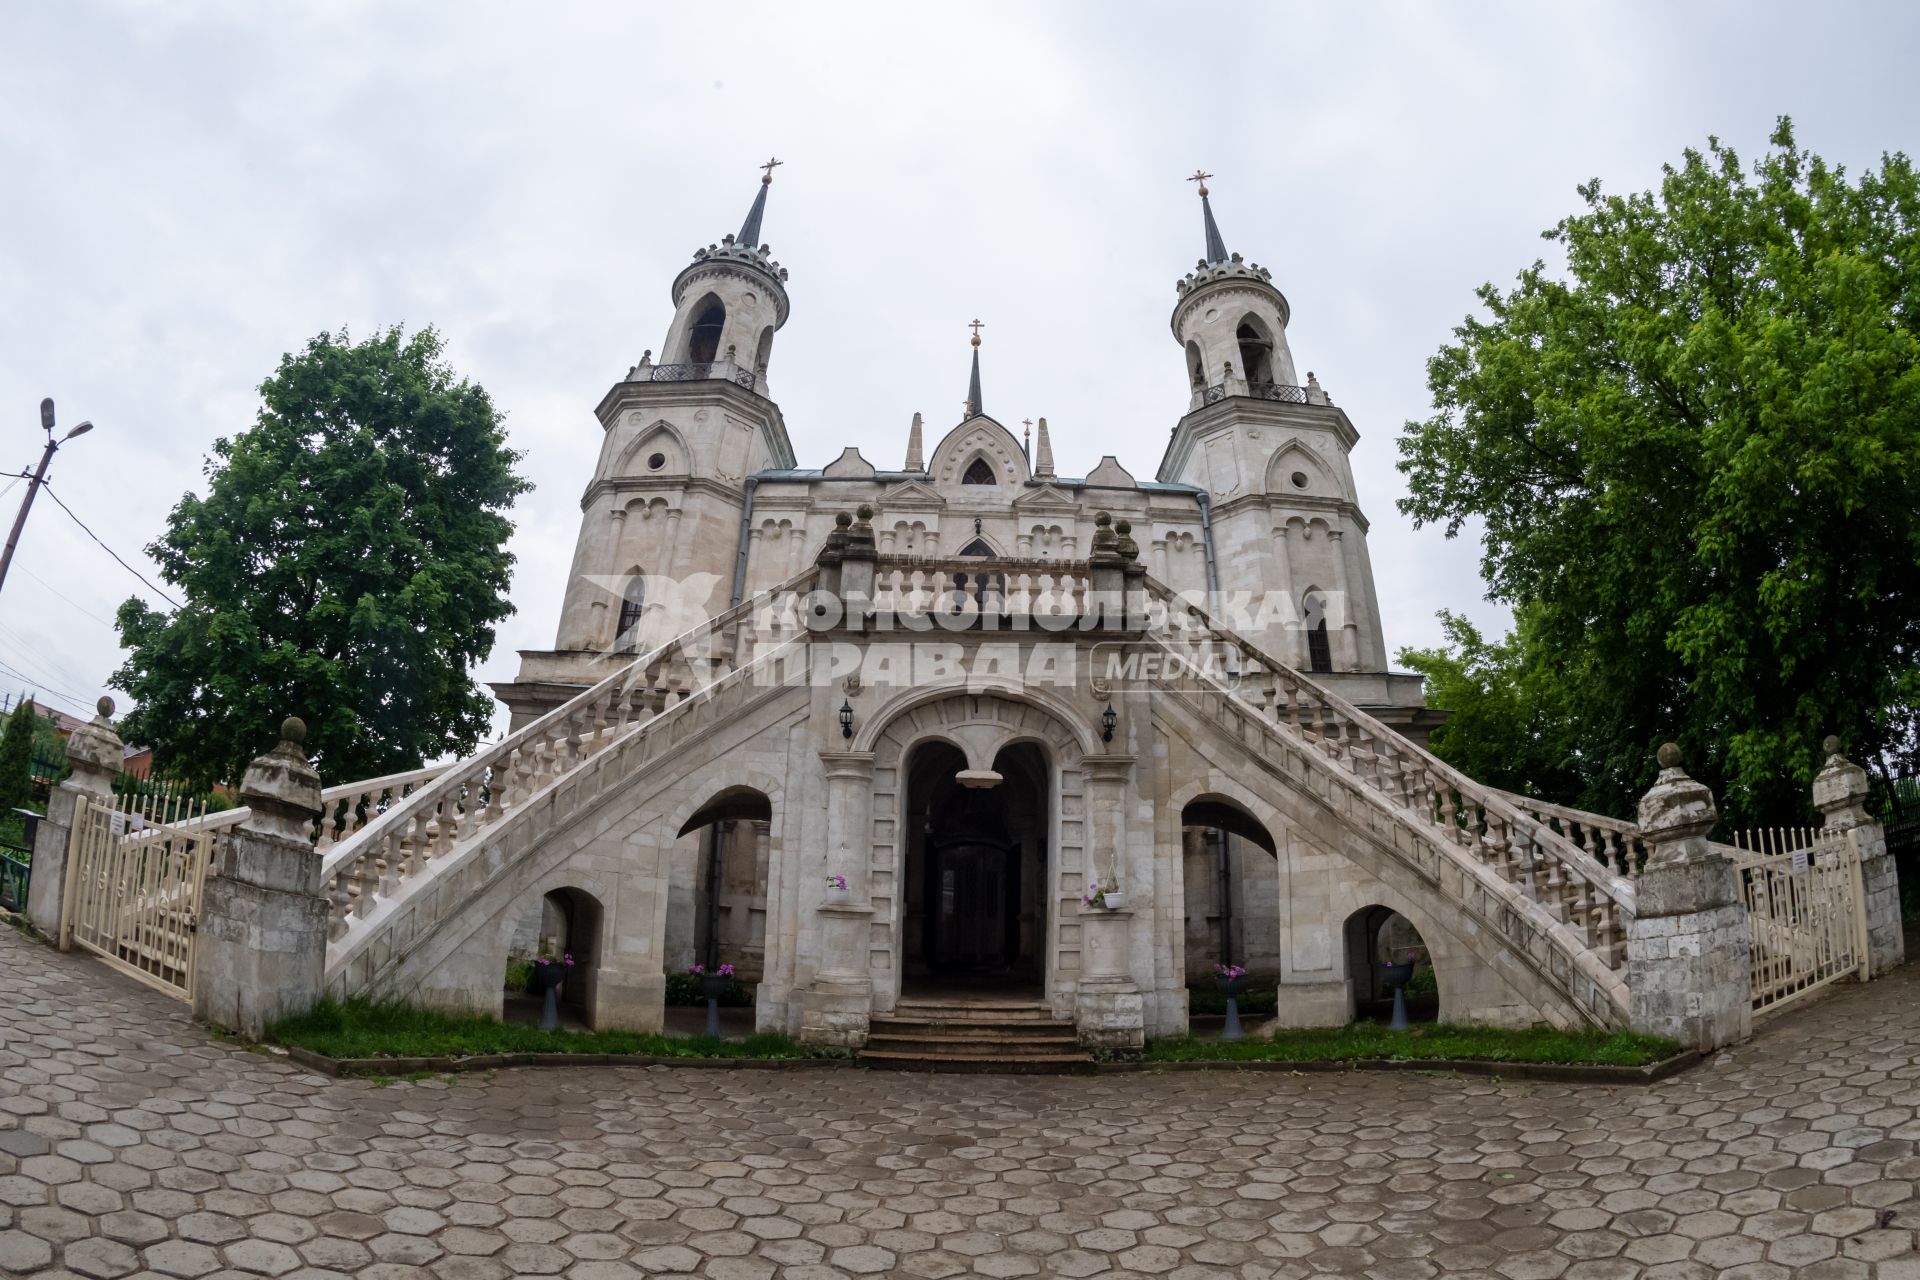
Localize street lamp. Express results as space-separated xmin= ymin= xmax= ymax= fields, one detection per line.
xmin=0 ymin=398 xmax=94 ymax=601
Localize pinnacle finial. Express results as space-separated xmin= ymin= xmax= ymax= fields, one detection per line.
xmin=965 ymin=323 xmax=984 ymax=419
xmin=1187 ymin=169 xmax=1213 ymax=197
xmin=969 ymin=318 xmax=984 ymax=349
xmin=759 ymin=156 xmax=782 ymax=185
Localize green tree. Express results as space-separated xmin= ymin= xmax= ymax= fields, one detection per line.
xmin=1395 ymin=609 xmax=1582 ymax=804
xmin=0 ymin=698 xmax=38 ymax=818
xmin=1398 ymin=120 xmax=1920 ymax=825
xmin=114 ymin=326 xmax=531 ymax=792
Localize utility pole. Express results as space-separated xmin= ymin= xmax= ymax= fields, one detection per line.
xmin=0 ymin=398 xmax=93 ymax=601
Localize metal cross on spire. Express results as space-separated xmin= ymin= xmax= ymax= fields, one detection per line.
xmin=969 ymin=318 xmax=984 ymax=347
xmin=1187 ymin=169 xmax=1213 ymax=197
xmin=759 ymin=156 xmax=783 ymax=184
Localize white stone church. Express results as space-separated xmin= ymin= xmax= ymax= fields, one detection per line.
xmin=34 ymin=168 xmax=1899 ymax=1065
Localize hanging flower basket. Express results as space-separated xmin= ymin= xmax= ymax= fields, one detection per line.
xmin=1081 ymin=879 xmax=1125 ymax=911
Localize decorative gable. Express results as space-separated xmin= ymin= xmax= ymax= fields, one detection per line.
xmin=927 ymin=416 xmax=1032 ymax=488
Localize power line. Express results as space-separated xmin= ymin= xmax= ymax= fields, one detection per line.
xmin=37 ymin=482 xmax=182 ymax=609
xmin=16 ymin=564 xmax=119 ymax=628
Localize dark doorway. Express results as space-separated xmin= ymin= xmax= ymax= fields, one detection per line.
xmin=902 ymin=741 xmax=1048 ymax=996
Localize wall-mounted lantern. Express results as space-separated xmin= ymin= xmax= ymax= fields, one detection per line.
xmin=839 ymin=699 xmax=855 ymax=740
xmin=1101 ymin=702 xmax=1117 ymax=743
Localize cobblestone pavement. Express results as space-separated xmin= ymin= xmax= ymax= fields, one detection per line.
xmin=1 ymin=927 xmax=1917 ymax=1279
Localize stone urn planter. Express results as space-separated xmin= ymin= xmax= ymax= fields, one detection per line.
xmin=1379 ymin=958 xmax=1416 ymax=1031
xmin=526 ymin=958 xmax=571 ymax=1032
xmin=1213 ymin=965 xmax=1249 ymax=1041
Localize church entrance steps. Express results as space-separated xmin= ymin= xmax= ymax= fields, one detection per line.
xmin=861 ymin=1000 xmax=1093 ymax=1073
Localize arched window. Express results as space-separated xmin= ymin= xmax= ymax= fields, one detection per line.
xmin=1236 ymin=316 xmax=1275 ymax=386
xmin=753 ymin=325 xmax=774 ymax=376
xmin=962 ymin=458 xmax=997 ymax=486
xmin=615 ymin=574 xmax=646 ymax=653
xmin=957 ymin=538 xmax=993 ymax=557
xmin=1301 ymin=589 xmax=1332 ymax=673
xmin=1185 ymin=340 xmax=1205 ymax=387
xmin=687 ymin=295 xmax=726 ymax=365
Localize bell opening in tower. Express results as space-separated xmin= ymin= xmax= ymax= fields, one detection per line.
xmin=687 ymin=294 xmax=726 ymax=365
xmin=901 ymin=741 xmax=1048 ymax=998
xmin=1236 ymin=316 xmax=1276 ymax=386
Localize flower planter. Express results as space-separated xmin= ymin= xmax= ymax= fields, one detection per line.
xmin=1100 ymin=891 xmax=1126 ymax=910
xmin=527 ymin=962 xmax=569 ymax=1032
xmin=1379 ymin=961 xmax=1415 ymax=1031
xmin=698 ymin=974 xmax=730 ymax=1002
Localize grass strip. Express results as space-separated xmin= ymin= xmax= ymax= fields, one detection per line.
xmin=268 ymin=996 xmax=832 ymax=1061
xmin=1146 ymin=1022 xmax=1680 ymax=1066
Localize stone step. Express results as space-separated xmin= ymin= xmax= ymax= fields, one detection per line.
xmin=889 ymin=1000 xmax=1055 ymax=1021
xmin=869 ymin=1018 xmax=1075 ymax=1040
xmin=858 ymin=1049 xmax=1095 ymax=1075
xmin=864 ymin=1034 xmax=1083 ymax=1057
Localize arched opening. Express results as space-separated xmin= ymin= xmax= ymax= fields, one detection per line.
xmin=669 ymin=788 xmax=775 ymax=995
xmin=956 ymin=537 xmax=993 ymax=557
xmin=614 ymin=571 xmax=646 ymax=653
xmin=1343 ymin=905 xmax=1437 ymax=1025
xmin=687 ymin=293 xmax=726 ymax=365
xmin=1185 ymin=340 xmax=1206 ymax=387
xmin=504 ymin=886 xmax=605 ymax=1029
xmin=1180 ymin=797 xmax=1280 ymax=1024
xmin=962 ymin=457 xmax=997 ymax=486
xmin=1302 ymin=589 xmax=1333 ymax=673
xmin=901 ymin=740 xmax=1049 ymax=997
xmin=753 ymin=324 xmax=774 ymax=377
xmin=1236 ymin=315 xmax=1276 ymax=386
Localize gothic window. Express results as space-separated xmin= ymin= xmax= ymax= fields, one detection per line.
xmin=614 ymin=574 xmax=647 ymax=653
xmin=1185 ymin=340 xmax=1205 ymax=387
xmin=957 ymin=538 xmax=993 ymax=557
xmin=687 ymin=294 xmax=726 ymax=365
xmin=962 ymin=458 xmax=996 ymax=486
xmin=1302 ymin=589 xmax=1332 ymax=673
xmin=1237 ymin=316 xmax=1275 ymax=386
xmin=753 ymin=325 xmax=774 ymax=375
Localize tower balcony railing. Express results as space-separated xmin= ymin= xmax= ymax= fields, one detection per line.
xmin=1200 ymin=380 xmax=1309 ymax=406
xmin=629 ymin=357 xmax=758 ymax=392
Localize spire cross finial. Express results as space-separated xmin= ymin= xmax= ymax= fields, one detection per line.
xmin=1188 ymin=169 xmax=1213 ymax=197
xmin=968 ymin=318 xmax=984 ymax=347
xmin=759 ymin=156 xmax=783 ymax=184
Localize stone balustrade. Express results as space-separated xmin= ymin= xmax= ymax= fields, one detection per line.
xmin=1491 ymin=791 xmax=1652 ymax=879
xmin=865 ymin=557 xmax=1101 ymax=627
xmin=315 ymin=570 xmax=818 ymax=971
xmin=1145 ymin=580 xmax=1635 ymax=1003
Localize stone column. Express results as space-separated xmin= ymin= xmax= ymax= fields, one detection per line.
xmin=1328 ymin=529 xmax=1358 ymax=671
xmin=1814 ymin=736 xmax=1904 ymax=975
xmin=1628 ymin=744 xmax=1751 ymax=1050
xmin=1271 ymin=524 xmax=1301 ymax=667
xmin=799 ymin=750 xmax=876 ymax=1047
xmin=1076 ymin=754 xmax=1144 ymax=1050
xmin=193 ymin=718 xmax=329 ymax=1040
xmin=26 ymin=697 xmax=123 ymax=942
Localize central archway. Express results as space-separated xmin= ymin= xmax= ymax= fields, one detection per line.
xmin=863 ymin=686 xmax=1094 ymax=1018
xmin=901 ymin=741 xmax=1049 ymax=996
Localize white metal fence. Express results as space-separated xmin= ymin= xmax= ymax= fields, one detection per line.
xmin=1729 ymin=826 xmax=1869 ymax=1016
xmin=59 ymin=792 xmax=215 ymax=1001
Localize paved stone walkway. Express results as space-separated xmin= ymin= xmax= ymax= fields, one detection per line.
xmin=1 ymin=927 xmax=1916 ymax=1279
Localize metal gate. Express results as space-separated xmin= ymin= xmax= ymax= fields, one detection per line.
xmin=1731 ymin=826 xmax=1870 ymax=1016
xmin=59 ymin=793 xmax=214 ymax=1001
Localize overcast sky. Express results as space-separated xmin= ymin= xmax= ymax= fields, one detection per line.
xmin=1 ymin=1 xmax=1914 ymax=738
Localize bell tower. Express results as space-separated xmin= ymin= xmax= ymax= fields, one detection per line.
xmin=1156 ymin=174 xmax=1391 ymax=683
xmin=494 ymin=164 xmax=800 ymax=729
xmin=1171 ymin=170 xmax=1300 ymax=406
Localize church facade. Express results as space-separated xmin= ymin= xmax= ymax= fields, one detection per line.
xmin=460 ymin=170 xmax=1635 ymax=1049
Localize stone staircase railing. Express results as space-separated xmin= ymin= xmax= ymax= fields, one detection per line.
xmin=317 ymin=569 xmax=819 ymax=980
xmin=1144 ymin=581 xmax=1634 ymax=1017
xmin=1490 ymin=791 xmax=1651 ymax=878
xmin=171 ymin=764 xmax=450 ymax=844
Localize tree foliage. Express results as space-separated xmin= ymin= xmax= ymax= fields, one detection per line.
xmin=0 ymin=698 xmax=38 ymax=818
xmin=114 ymin=327 xmax=531 ymax=792
xmin=1398 ymin=120 xmax=1920 ymax=825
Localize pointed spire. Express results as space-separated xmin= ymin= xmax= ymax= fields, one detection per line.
xmin=1189 ymin=169 xmax=1228 ymax=263
xmin=905 ymin=412 xmax=925 ymax=471
xmin=735 ymin=156 xmax=781 ymax=248
xmin=1034 ymin=417 xmax=1055 ymax=479
xmin=965 ymin=319 xmax=984 ymax=418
